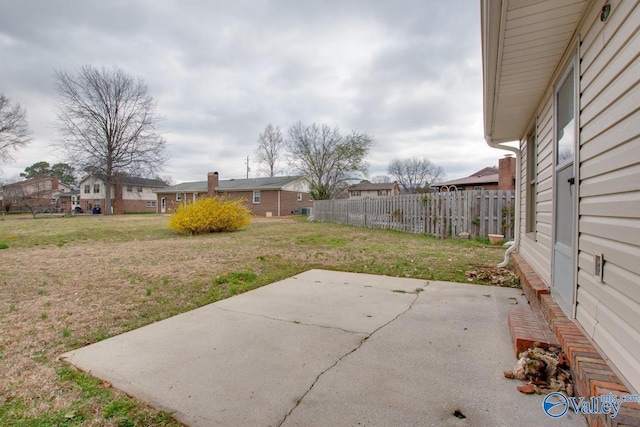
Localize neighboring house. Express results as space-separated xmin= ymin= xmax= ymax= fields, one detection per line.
xmin=482 ymin=0 xmax=639 ymax=402
xmin=154 ymin=172 xmax=313 ymax=216
xmin=433 ymin=156 xmax=516 ymax=191
xmin=1 ymin=176 xmax=73 ymax=213
xmin=346 ymin=182 xmax=400 ymax=199
xmin=55 ymin=189 xmax=82 ymax=213
xmin=78 ymin=175 xmax=167 ymax=214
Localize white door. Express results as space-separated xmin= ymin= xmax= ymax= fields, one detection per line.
xmin=552 ymin=59 xmax=577 ymax=316
xmin=161 ymin=197 xmax=166 ymax=213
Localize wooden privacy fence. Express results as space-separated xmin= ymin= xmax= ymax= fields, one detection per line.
xmin=313 ymin=190 xmax=515 ymax=240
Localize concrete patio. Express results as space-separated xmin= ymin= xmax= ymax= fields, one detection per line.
xmin=60 ymin=270 xmax=585 ymax=426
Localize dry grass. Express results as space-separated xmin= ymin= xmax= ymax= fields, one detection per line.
xmin=0 ymin=213 xmax=516 ymax=425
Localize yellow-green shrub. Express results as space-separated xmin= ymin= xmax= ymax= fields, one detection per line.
xmin=168 ymin=196 xmax=251 ymax=235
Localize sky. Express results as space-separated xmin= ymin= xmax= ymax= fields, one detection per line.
xmin=0 ymin=0 xmax=504 ymax=184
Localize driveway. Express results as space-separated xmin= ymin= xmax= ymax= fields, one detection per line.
xmin=60 ymin=270 xmax=584 ymax=426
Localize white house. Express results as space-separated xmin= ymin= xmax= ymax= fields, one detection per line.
xmin=78 ymin=174 xmax=167 ymax=214
xmin=481 ymin=0 xmax=640 ymax=414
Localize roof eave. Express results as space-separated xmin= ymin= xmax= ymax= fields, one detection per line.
xmin=481 ymin=0 xmax=586 ymax=142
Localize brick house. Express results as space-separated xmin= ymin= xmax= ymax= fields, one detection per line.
xmin=78 ymin=174 xmax=167 ymax=214
xmin=1 ymin=176 xmax=73 ymax=213
xmin=432 ymin=156 xmax=516 ymax=191
xmin=154 ymin=172 xmax=313 ymax=216
xmin=346 ymin=182 xmax=400 ymax=199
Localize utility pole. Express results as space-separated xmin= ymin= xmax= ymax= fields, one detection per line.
xmin=246 ymin=156 xmax=250 ymax=179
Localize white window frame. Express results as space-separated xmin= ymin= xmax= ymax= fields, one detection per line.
xmin=176 ymin=193 xmax=182 ymax=201
xmin=253 ymin=190 xmax=260 ymax=204
xmin=351 ymin=190 xmax=361 ymax=197
xmin=526 ymin=121 xmax=538 ymax=237
xmin=93 ymin=184 xmax=100 ymax=193
xmin=297 ymin=192 xmax=303 ymax=201
xmin=126 ymin=186 xmax=133 ymax=192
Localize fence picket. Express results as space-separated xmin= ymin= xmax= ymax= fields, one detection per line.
xmin=313 ymin=191 xmax=514 ymax=240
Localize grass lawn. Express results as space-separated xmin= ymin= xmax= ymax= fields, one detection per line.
xmin=0 ymin=213 xmax=518 ymax=425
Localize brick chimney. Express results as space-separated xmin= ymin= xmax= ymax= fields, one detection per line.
xmin=498 ymin=155 xmax=516 ymax=190
xmin=207 ymin=171 xmax=219 ymax=195
xmin=51 ymin=176 xmax=59 ymax=190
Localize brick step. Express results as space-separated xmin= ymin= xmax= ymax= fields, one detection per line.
xmin=508 ymin=305 xmax=560 ymax=358
xmin=511 ymin=253 xmax=640 ymax=427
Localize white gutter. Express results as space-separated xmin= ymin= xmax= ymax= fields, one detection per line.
xmin=485 ymin=136 xmax=521 ymax=268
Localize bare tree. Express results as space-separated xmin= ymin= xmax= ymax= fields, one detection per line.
xmin=54 ymin=65 xmax=167 ymax=215
xmin=1 ymin=177 xmax=57 ymax=218
xmin=371 ymin=175 xmax=392 ymax=183
xmin=255 ymin=124 xmax=284 ymax=177
xmin=0 ymin=94 xmax=32 ymax=168
xmin=287 ymin=122 xmax=373 ymax=200
xmin=387 ymin=157 xmax=445 ymax=193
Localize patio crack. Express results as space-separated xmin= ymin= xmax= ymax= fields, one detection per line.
xmin=212 ymin=305 xmax=367 ymax=335
xmin=276 ymin=289 xmax=424 ymax=427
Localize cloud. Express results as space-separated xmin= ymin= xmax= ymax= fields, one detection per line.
xmin=0 ymin=0 xmax=504 ymax=184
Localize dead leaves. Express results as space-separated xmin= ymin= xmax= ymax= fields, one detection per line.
xmin=465 ymin=266 xmax=520 ymax=288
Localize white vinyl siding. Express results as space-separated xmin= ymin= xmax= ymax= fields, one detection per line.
xmin=519 ymin=93 xmax=554 ymax=287
xmin=575 ymin=1 xmax=640 ymax=393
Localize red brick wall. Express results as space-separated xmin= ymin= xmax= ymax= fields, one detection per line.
xmin=220 ymin=190 xmax=312 ymax=216
xmin=158 ymin=193 xmax=198 ymax=214
xmin=157 ymin=190 xmax=312 ymax=216
xmin=498 ymin=156 xmax=516 ymax=190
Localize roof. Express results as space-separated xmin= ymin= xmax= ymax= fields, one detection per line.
xmin=81 ymin=174 xmax=168 ymax=188
xmin=220 ymin=176 xmax=305 ymax=191
xmin=482 ymin=0 xmax=588 ymax=142
xmin=470 ymin=167 xmax=498 ymax=177
xmin=154 ymin=176 xmax=306 ymax=194
xmin=154 ymin=181 xmax=208 ymax=194
xmin=434 ymin=166 xmax=500 ymax=187
xmin=348 ymin=182 xmax=397 ymax=191
xmin=435 ymin=174 xmax=499 ymax=187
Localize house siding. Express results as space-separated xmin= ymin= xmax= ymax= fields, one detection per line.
xmin=520 ymin=93 xmax=554 ymax=287
xmin=575 ymin=0 xmax=640 ymax=393
xmin=518 ymin=1 xmax=640 ymax=393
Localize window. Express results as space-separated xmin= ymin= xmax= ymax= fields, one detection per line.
xmin=556 ymin=65 xmax=576 ymax=166
xmin=378 ymin=190 xmax=389 ymax=196
xmin=193 ymin=193 xmax=199 ymax=201
xmin=526 ymin=123 xmax=538 ymax=235
xmin=253 ymin=190 xmax=260 ymax=204
xmin=146 ymin=201 xmax=157 ymax=207
xmin=474 ymin=186 xmax=484 ymax=191
xmin=84 ymin=184 xmax=90 ymax=194
xmin=126 ymin=186 xmax=133 ymax=192
xmin=93 ymin=184 xmax=100 ymax=193
xmin=351 ymin=190 xmax=361 ymax=197
xmin=297 ymin=192 xmax=303 ymax=201
xmin=137 ymin=186 xmax=143 ymax=192
xmin=176 ymin=193 xmax=182 ymax=201
xmin=61 ymin=199 xmax=67 ymax=205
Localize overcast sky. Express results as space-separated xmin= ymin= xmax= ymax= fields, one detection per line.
xmin=1 ymin=0 xmax=503 ymax=183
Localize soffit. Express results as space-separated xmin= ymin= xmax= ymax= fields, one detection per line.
xmin=482 ymin=0 xmax=588 ymax=142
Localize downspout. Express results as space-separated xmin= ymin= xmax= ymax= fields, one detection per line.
xmin=277 ymin=190 xmax=281 ymax=217
xmin=485 ymin=136 xmax=521 ymax=268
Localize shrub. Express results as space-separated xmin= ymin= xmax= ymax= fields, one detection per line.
xmin=168 ymin=196 xmax=251 ymax=235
